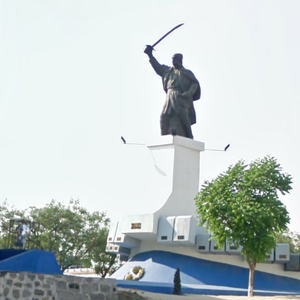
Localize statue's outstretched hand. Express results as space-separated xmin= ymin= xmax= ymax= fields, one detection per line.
xmin=144 ymin=45 xmax=153 ymax=57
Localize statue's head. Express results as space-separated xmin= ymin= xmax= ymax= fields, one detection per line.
xmin=172 ymin=53 xmax=183 ymax=69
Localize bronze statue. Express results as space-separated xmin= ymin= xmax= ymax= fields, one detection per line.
xmin=144 ymin=46 xmax=200 ymax=139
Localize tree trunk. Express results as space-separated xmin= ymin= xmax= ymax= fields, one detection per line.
xmin=248 ymin=264 xmax=255 ymax=297
xmin=246 ymin=253 xmax=256 ymax=297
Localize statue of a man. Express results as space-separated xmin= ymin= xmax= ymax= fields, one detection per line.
xmin=144 ymin=45 xmax=201 ymax=139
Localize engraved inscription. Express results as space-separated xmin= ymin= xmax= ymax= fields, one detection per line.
xmin=131 ymin=223 xmax=141 ymax=229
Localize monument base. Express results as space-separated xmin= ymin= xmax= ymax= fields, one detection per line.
xmin=106 ymin=136 xmax=298 ymax=294
xmin=111 ymin=250 xmax=300 ymax=296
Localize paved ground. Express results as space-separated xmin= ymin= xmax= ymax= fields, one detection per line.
xmin=117 ymin=288 xmax=300 ymax=300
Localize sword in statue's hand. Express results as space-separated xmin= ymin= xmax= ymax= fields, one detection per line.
xmin=144 ymin=23 xmax=184 ymax=54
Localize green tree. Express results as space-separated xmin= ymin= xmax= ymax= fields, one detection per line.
xmin=92 ymin=253 xmax=122 ymax=277
xmin=0 ymin=200 xmax=27 ymax=249
xmin=0 ymin=199 xmax=119 ymax=275
xmin=195 ymin=156 xmax=292 ymax=297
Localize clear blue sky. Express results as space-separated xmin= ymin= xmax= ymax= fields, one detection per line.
xmin=1 ymin=0 xmax=300 ymax=231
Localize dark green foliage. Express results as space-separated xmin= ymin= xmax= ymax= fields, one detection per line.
xmin=173 ymin=267 xmax=181 ymax=295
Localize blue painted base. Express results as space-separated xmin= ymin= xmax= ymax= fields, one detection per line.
xmin=0 ymin=249 xmax=62 ymax=275
xmin=110 ymin=251 xmax=300 ymax=296
xmin=116 ymin=280 xmax=298 ymax=296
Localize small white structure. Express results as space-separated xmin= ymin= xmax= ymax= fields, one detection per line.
xmin=264 ymin=249 xmax=275 ymax=263
xmin=112 ymin=222 xmax=140 ymax=249
xmin=173 ymin=216 xmax=197 ymax=245
xmin=107 ymin=222 xmax=118 ymax=244
xmin=195 ymin=234 xmax=210 ymax=253
xmin=105 ymin=243 xmax=130 ymax=257
xmin=157 ymin=216 xmax=176 ymax=244
xmin=275 ymin=243 xmax=290 ymax=263
xmin=226 ymin=240 xmax=243 ymax=255
xmin=210 ymin=239 xmax=226 ymax=254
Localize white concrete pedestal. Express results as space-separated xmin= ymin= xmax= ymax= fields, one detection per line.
xmin=106 ymin=136 xmax=205 ymax=256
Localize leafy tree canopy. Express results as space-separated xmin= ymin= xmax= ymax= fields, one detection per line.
xmin=195 ymin=156 xmax=292 ymax=296
xmin=0 ymin=199 xmax=119 ymax=276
